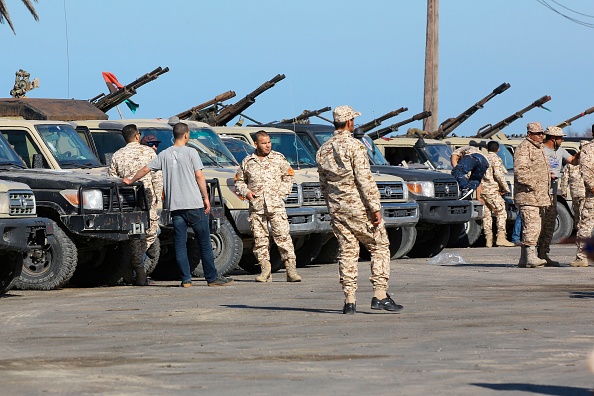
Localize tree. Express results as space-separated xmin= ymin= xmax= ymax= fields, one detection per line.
xmin=0 ymin=0 xmax=39 ymax=34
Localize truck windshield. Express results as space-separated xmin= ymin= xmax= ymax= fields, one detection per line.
xmin=137 ymin=127 xmax=175 ymax=153
xmin=423 ymin=144 xmax=453 ymax=171
xmin=497 ymin=145 xmax=514 ymax=171
xmin=253 ymin=132 xmax=317 ymax=167
xmin=309 ymin=130 xmax=391 ymax=166
xmin=221 ymin=137 xmax=255 ymax=163
xmin=36 ymin=124 xmax=101 ymax=168
xmin=186 ymin=141 xmax=222 ymax=167
xmin=188 ymin=128 xmax=238 ymax=166
xmin=90 ymin=130 xmax=126 ymax=164
xmin=0 ymin=134 xmax=26 ymax=167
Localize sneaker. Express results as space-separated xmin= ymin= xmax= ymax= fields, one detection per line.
xmin=180 ymin=280 xmax=192 ymax=288
xmin=207 ymin=276 xmax=234 ymax=287
xmin=459 ymin=187 xmax=474 ymax=200
xmin=371 ymin=293 xmax=403 ymax=312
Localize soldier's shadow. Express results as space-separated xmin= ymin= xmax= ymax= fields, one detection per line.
xmin=471 ymin=382 xmax=591 ymax=395
xmin=221 ymin=304 xmax=380 ymax=315
xmin=569 ymin=291 xmax=594 ymax=299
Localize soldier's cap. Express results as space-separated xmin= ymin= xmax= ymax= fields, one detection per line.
xmin=141 ymin=134 xmax=161 ymax=145
xmin=526 ymin=122 xmax=544 ymax=133
xmin=544 ymin=126 xmax=564 ymax=137
xmin=333 ymin=105 xmax=361 ymax=123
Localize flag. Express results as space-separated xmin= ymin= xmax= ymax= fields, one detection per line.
xmin=101 ymin=71 xmax=140 ymax=113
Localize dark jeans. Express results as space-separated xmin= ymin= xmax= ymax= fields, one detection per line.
xmin=511 ymin=212 xmax=522 ymax=243
xmin=172 ymin=208 xmax=217 ymax=283
xmin=451 ymin=153 xmax=489 ymax=190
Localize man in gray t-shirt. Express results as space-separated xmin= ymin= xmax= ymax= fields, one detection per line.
xmin=124 ymin=122 xmax=233 ymax=288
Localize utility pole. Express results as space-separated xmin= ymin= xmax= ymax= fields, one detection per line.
xmin=423 ymin=0 xmax=439 ymax=132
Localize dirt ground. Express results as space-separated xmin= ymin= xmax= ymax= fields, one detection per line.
xmin=1 ymin=244 xmax=594 ymax=395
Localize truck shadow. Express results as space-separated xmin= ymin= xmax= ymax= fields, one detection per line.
xmin=470 ymin=382 xmax=591 ymax=395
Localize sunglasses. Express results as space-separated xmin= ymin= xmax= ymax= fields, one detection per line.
xmin=147 ymin=142 xmax=159 ymax=147
xmin=529 ymin=132 xmax=544 ymax=135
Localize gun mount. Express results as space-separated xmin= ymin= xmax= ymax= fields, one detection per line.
xmin=10 ymin=69 xmax=40 ymax=98
xmin=359 ymin=107 xmax=408 ymax=133
xmin=175 ymin=91 xmax=236 ymax=121
xmin=276 ymin=106 xmax=331 ymax=124
xmin=90 ymin=66 xmax=169 ymax=112
xmin=556 ymin=105 xmax=594 ymax=129
xmin=366 ymin=111 xmax=432 ymax=140
xmin=425 ymin=82 xmax=511 ymax=139
xmin=476 ymin=95 xmax=551 ymax=139
xmin=211 ymin=74 xmax=285 ymax=126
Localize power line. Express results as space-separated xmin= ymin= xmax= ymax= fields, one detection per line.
xmin=535 ymin=0 xmax=594 ymax=28
xmin=548 ymin=0 xmax=594 ymax=18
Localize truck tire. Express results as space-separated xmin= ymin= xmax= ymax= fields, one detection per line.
xmin=407 ymin=224 xmax=450 ymax=258
xmin=448 ymin=220 xmax=482 ymax=248
xmin=296 ymin=234 xmax=326 ymax=267
xmin=553 ymin=202 xmax=573 ymax=243
xmin=312 ymin=236 xmax=340 ymax=264
xmin=238 ymin=248 xmax=285 ymax=274
xmin=192 ymin=219 xmax=243 ymax=277
xmin=144 ymin=237 xmax=161 ymax=276
xmin=389 ymin=226 xmax=418 ymax=259
xmin=151 ymin=239 xmax=200 ymax=281
xmin=0 ymin=251 xmax=23 ymax=294
xmin=70 ymin=241 xmax=131 ymax=287
xmin=14 ymin=221 xmax=77 ymax=290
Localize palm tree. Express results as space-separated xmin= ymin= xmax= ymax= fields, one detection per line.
xmin=0 ymin=0 xmax=39 ymax=34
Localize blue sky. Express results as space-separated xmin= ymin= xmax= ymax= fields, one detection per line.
xmin=2 ymin=1 xmax=594 ymax=136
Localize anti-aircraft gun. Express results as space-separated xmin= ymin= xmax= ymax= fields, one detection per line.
xmin=556 ymin=105 xmax=594 ymax=129
xmin=357 ymin=107 xmax=409 ymax=133
xmin=424 ymin=82 xmax=511 ymax=139
xmin=364 ymin=111 xmax=433 ymax=140
xmin=475 ymin=95 xmax=551 ymax=139
xmin=175 ymin=91 xmax=237 ymax=121
xmin=274 ymin=106 xmax=332 ymax=124
xmin=89 ymin=66 xmax=169 ymax=113
xmin=208 ymin=74 xmax=286 ymax=126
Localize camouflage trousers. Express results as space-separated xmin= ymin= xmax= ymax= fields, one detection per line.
xmin=331 ymin=212 xmax=390 ymax=296
xmin=572 ymin=196 xmax=585 ymax=227
xmin=519 ymin=205 xmax=545 ymax=247
xmin=481 ymin=191 xmax=507 ymax=236
xmin=575 ymin=196 xmax=594 ymax=259
xmin=249 ymin=210 xmax=296 ymax=265
xmin=131 ymin=206 xmax=160 ymax=266
xmin=538 ymin=198 xmax=556 ymax=252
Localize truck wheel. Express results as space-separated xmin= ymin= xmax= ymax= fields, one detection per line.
xmin=295 ymin=234 xmax=326 ymax=268
xmin=407 ymin=224 xmax=450 ymax=258
xmin=14 ymin=221 xmax=77 ymax=290
xmin=192 ymin=219 xmax=243 ymax=277
xmin=144 ymin=237 xmax=161 ymax=276
xmin=238 ymin=247 xmax=284 ymax=274
xmin=389 ymin=226 xmax=418 ymax=259
xmin=0 ymin=251 xmax=23 ymax=294
xmin=70 ymin=242 xmax=131 ymax=287
xmin=151 ymin=239 xmax=199 ymax=280
xmin=448 ymin=220 xmax=482 ymax=248
xmin=553 ymin=202 xmax=573 ymax=243
xmin=312 ymin=236 xmax=340 ymax=264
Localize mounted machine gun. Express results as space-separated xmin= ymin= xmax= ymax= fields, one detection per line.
xmin=365 ymin=111 xmax=432 ymax=140
xmin=358 ymin=107 xmax=408 ymax=133
xmin=175 ymin=90 xmax=236 ymax=121
xmin=556 ymin=105 xmax=594 ymax=129
xmin=275 ymin=106 xmax=331 ymax=124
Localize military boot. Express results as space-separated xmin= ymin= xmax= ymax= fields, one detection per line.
xmin=485 ymin=233 xmax=493 ymax=248
xmin=570 ymin=257 xmax=589 ymax=267
xmin=518 ymin=245 xmax=527 ymax=268
xmin=537 ymin=245 xmax=560 ymax=267
xmin=255 ymin=260 xmax=272 ymax=282
xmin=526 ymin=246 xmax=546 ymax=268
xmin=133 ymin=263 xmax=149 ymax=286
xmin=285 ymin=260 xmax=302 ymax=282
xmin=495 ymin=232 xmax=515 ymax=247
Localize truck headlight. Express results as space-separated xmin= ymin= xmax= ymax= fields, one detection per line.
xmin=407 ymin=181 xmax=435 ymax=198
xmin=60 ymin=189 xmax=104 ymax=210
xmin=0 ymin=193 xmax=9 ymax=214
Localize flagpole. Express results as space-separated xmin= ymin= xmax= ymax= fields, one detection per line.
xmin=115 ymin=104 xmax=124 ymax=119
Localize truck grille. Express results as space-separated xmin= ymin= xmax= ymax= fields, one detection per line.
xmin=102 ymin=187 xmax=139 ymax=212
xmin=377 ymin=182 xmax=405 ymax=201
xmin=286 ymin=183 xmax=299 ymax=206
xmin=8 ymin=190 xmax=35 ymax=216
xmin=434 ymin=180 xmax=458 ymax=198
xmin=301 ymin=182 xmax=325 ymax=205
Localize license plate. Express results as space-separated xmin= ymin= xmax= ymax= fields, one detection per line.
xmin=130 ymin=222 xmax=145 ymax=235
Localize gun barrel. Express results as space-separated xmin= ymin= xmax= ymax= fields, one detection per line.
xmin=476 ymin=95 xmax=551 ymax=138
xmin=359 ymin=107 xmax=408 ymax=133
xmin=175 ymin=90 xmax=237 ymax=120
xmin=366 ymin=111 xmax=432 ymax=140
xmin=556 ymin=105 xmax=594 ymax=128
xmin=427 ymin=82 xmax=511 ymax=139
xmin=278 ymin=106 xmax=332 ymax=124
xmin=213 ymin=74 xmax=286 ymax=126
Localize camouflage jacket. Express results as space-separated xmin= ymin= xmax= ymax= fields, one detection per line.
xmin=452 ymin=145 xmax=481 ymax=158
xmin=316 ymin=129 xmax=381 ymax=215
xmin=234 ymin=150 xmax=294 ymax=213
xmin=560 ymin=163 xmax=585 ymax=199
xmin=513 ymin=137 xmax=551 ymax=207
xmin=580 ymin=141 xmax=594 ymax=197
xmin=108 ymin=142 xmax=163 ymax=206
xmin=482 ymin=152 xmax=509 ymax=194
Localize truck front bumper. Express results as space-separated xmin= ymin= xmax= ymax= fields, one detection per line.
xmin=0 ymin=217 xmax=52 ymax=252
xmin=61 ymin=211 xmax=148 ymax=241
xmin=230 ymin=207 xmax=319 ymax=236
xmin=417 ymin=199 xmax=474 ymax=224
xmin=382 ymin=202 xmax=419 ymax=228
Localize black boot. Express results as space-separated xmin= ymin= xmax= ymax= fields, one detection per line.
xmin=134 ymin=265 xmax=148 ymax=286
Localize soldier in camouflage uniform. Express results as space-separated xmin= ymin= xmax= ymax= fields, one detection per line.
xmin=481 ymin=141 xmax=514 ymax=247
xmin=316 ymin=105 xmax=402 ymax=315
xmin=571 ymin=130 xmax=594 ymax=267
xmin=109 ymin=124 xmax=163 ymax=285
xmin=450 ymin=144 xmax=490 ymax=199
xmin=235 ymin=131 xmax=301 ymax=282
xmin=513 ymin=122 xmax=550 ymax=268
xmin=560 ymin=148 xmax=586 ymax=228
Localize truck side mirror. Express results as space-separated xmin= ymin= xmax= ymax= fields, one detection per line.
xmin=104 ymin=153 xmax=114 ymax=167
xmin=32 ymin=153 xmax=44 ymax=169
